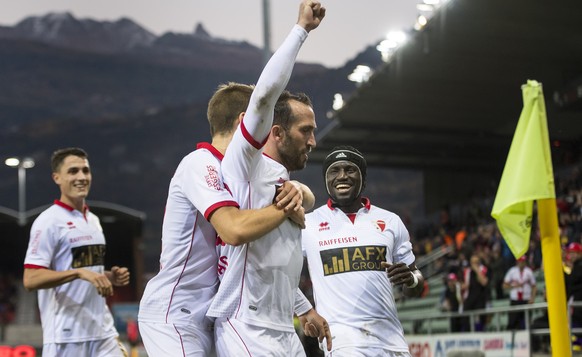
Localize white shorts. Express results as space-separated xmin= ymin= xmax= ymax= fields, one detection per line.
xmin=139 ymin=321 xmax=214 ymax=357
xmin=214 ymin=317 xmax=305 ymax=357
xmin=42 ymin=337 xmax=127 ymax=357
xmin=326 ymin=347 xmax=411 ymax=357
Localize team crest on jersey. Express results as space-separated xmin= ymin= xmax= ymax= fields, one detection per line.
xmin=204 ymin=165 xmax=221 ymax=190
xmin=319 ymin=222 xmax=330 ymax=231
xmin=374 ymin=220 xmax=386 ymax=232
xmin=320 ymin=245 xmax=386 ymax=276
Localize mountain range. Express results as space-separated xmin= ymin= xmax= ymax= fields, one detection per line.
xmin=0 ymin=13 xmax=422 ymax=270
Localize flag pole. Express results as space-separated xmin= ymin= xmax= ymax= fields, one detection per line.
xmin=538 ymin=198 xmax=572 ymax=356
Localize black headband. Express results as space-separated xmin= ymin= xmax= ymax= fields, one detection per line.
xmin=322 ymin=146 xmax=367 ymax=182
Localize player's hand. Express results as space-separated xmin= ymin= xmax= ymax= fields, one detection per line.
xmin=299 ymin=308 xmax=332 ymax=351
xmin=110 ymin=266 xmax=130 ymax=286
xmin=382 ymin=262 xmax=414 ymax=287
xmin=77 ymin=269 xmax=113 ymax=297
xmin=288 ymin=206 xmax=306 ymax=228
xmin=297 ymin=0 xmax=326 ymax=32
xmin=275 ymin=181 xmax=303 ymax=212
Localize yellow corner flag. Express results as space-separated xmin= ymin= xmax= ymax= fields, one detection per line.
xmin=491 ymin=80 xmax=555 ymax=258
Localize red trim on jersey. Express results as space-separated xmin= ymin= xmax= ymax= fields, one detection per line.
xmin=54 ymin=199 xmax=89 ymax=217
xmin=362 ymin=197 xmax=371 ymax=210
xmin=241 ymin=119 xmax=268 ymax=149
xmin=165 ymin=213 xmax=199 ymax=323
xmin=346 ymin=213 xmax=357 ymax=224
xmin=197 ymin=142 xmax=224 ymax=161
xmin=326 ymin=197 xmax=372 ymax=210
xmin=204 ymin=200 xmax=239 ymax=221
xmin=23 ymin=264 xmax=48 ymax=269
xmin=173 ymin=324 xmax=186 ymax=356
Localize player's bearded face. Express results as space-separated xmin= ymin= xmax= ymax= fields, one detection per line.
xmin=277 ymin=111 xmax=316 ymax=171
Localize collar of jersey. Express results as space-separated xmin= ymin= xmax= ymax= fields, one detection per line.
xmin=54 ymin=199 xmax=89 ymax=214
xmin=327 ymin=197 xmax=371 ymax=211
xmin=197 ymin=142 xmax=224 ymax=161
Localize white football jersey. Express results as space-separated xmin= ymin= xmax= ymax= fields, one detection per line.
xmin=24 ymin=200 xmax=118 ymax=343
xmin=302 ymin=199 xmax=414 ymax=352
xmin=139 ymin=143 xmax=238 ymax=327
xmin=207 ymin=25 xmax=309 ymax=333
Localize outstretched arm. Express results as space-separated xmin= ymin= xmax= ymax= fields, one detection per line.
xmin=242 ymin=0 xmax=325 ymax=143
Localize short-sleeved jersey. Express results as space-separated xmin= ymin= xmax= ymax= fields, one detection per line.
xmin=302 ymin=199 xmax=414 ymax=352
xmin=139 ymin=143 xmax=238 ymax=327
xmin=24 ymin=200 xmax=118 ymax=344
xmin=207 ymin=24 xmax=308 ymax=333
xmin=503 ymin=266 xmax=536 ymax=301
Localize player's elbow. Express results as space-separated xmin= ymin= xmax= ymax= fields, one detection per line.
xmin=218 ymin=232 xmax=246 ymax=246
xmin=23 ymin=272 xmax=38 ymax=291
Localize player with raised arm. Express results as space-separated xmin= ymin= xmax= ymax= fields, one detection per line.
xmin=207 ymin=1 xmax=329 ymax=356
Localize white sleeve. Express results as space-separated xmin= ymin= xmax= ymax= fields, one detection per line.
xmin=393 ymin=215 xmax=415 ymax=266
xmin=294 ymin=288 xmax=313 ymax=316
xmin=222 ymin=25 xmax=308 ymax=182
xmin=24 ymin=214 xmax=57 ymax=269
xmin=181 ymin=151 xmax=238 ymax=219
xmin=243 ymin=24 xmax=308 ymax=143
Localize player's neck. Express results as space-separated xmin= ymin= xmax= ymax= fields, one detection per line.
xmin=60 ymin=195 xmax=85 ymax=212
xmin=263 ymin=141 xmax=284 ymax=167
xmin=211 ymin=134 xmax=233 ymax=155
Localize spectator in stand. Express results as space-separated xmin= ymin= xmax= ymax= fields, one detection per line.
xmin=461 ymin=254 xmax=489 ymax=331
xmin=441 ymin=273 xmax=463 ymax=332
xmin=503 ymin=255 xmax=537 ymax=329
xmin=489 ymin=244 xmax=507 ymax=300
xmin=566 ymin=242 xmax=582 ymax=327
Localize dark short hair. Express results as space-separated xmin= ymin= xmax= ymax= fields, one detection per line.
xmin=51 ymin=147 xmax=88 ymax=173
xmin=274 ymin=91 xmax=313 ymax=130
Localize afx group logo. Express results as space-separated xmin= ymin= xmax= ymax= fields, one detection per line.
xmin=320 ymin=245 xmax=386 ymax=276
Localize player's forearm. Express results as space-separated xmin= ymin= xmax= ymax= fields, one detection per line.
xmin=23 ymin=268 xmax=80 ymax=291
xmin=245 ymin=25 xmax=308 ymax=140
xmin=211 ymin=205 xmax=287 ymax=246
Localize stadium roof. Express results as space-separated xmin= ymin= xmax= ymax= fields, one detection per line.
xmin=313 ymin=0 xmax=582 ymax=174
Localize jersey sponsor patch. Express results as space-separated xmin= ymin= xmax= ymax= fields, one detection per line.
xmin=71 ymin=244 xmax=106 ymax=268
xmin=320 ymin=245 xmax=386 ymax=276
xmin=204 ymin=164 xmax=222 ymax=190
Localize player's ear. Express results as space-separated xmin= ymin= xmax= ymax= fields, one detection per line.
xmin=233 ymin=112 xmax=245 ymax=129
xmin=52 ymin=172 xmax=60 ymax=185
xmin=271 ymin=125 xmax=285 ymax=141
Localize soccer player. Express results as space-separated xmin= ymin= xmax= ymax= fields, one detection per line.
xmin=207 ymin=1 xmax=329 ymax=355
xmin=23 ymin=147 xmax=130 ymax=357
xmin=302 ymin=146 xmax=425 ymax=356
xmin=138 ymin=95 xmax=307 ymax=356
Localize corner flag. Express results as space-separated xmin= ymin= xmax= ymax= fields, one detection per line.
xmin=491 ymin=80 xmax=556 ymax=258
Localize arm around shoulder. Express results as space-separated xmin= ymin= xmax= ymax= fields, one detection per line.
xmin=210 ymin=205 xmax=288 ymax=246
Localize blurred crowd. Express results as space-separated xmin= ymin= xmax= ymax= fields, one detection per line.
xmin=0 ymin=273 xmax=17 ymax=326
